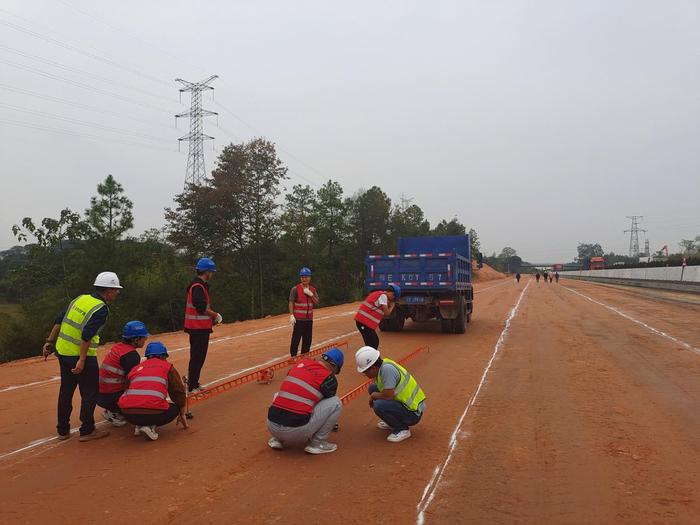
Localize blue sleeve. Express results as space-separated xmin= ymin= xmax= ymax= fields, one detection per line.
xmin=81 ymin=305 xmax=109 ymax=341
xmin=120 ymin=351 xmax=141 ymax=376
xmin=55 ymin=311 xmax=66 ymax=326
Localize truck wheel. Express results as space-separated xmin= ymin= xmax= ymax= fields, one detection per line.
xmin=394 ymin=314 xmax=405 ymax=331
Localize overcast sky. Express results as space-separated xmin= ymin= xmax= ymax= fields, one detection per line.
xmin=0 ymin=0 xmax=698 ymax=262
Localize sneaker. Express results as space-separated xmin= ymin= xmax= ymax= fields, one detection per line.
xmin=268 ymin=437 xmax=284 ymax=450
xmin=376 ymin=420 xmax=392 ymax=430
xmin=387 ymin=429 xmax=411 ymax=443
xmin=189 ymin=385 xmax=203 ymax=394
xmin=304 ymin=440 xmax=338 ymax=455
xmin=57 ymin=432 xmax=71 ymax=441
xmin=102 ymin=410 xmax=127 ymax=427
xmin=133 ymin=426 xmax=143 ymax=437
xmin=79 ymin=428 xmax=110 ymax=442
xmin=140 ymin=425 xmax=159 ymax=441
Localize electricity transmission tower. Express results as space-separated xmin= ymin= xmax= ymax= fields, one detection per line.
xmin=624 ymin=215 xmax=647 ymax=258
xmin=175 ymin=75 xmax=218 ymax=186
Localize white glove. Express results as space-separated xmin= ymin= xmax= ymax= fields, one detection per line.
xmin=289 ymin=314 xmax=296 ymax=326
xmin=303 ymin=288 xmax=314 ymax=297
xmin=214 ymin=313 xmax=223 ymax=325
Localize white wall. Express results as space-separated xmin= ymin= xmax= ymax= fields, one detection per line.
xmin=560 ymin=265 xmax=700 ymax=282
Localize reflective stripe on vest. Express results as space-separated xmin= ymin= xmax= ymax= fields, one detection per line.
xmin=184 ymin=283 xmax=213 ymax=330
xmin=118 ymin=358 xmax=171 ymax=411
xmin=292 ymin=284 xmax=315 ymax=320
xmin=55 ymin=294 xmax=106 ymax=357
xmin=354 ymin=291 xmax=385 ymax=330
xmin=377 ymin=358 xmax=426 ymax=412
xmin=122 ymin=388 xmax=167 ymax=399
xmin=99 ymin=342 xmax=137 ymax=394
xmin=271 ymin=358 xmax=330 ymax=416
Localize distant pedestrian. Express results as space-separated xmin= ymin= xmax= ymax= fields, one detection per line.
xmin=355 ymin=284 xmax=400 ymax=350
xmin=289 ymin=267 xmax=320 ymax=358
xmin=42 ymin=271 xmax=122 ymax=442
xmin=549 ymin=274 xmax=553 ymax=283
xmin=543 ymin=271 xmax=549 ymax=283
xmin=184 ymin=258 xmax=222 ymax=394
xmin=555 ymin=272 xmax=560 ymax=283
xmin=535 ymin=272 xmax=541 ymax=283
xmin=515 ymin=273 xmax=521 ymax=283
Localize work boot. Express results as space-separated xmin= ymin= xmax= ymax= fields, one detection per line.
xmin=304 ymin=440 xmax=337 ymax=455
xmin=57 ymin=432 xmax=71 ymax=441
xmin=140 ymin=425 xmax=159 ymax=441
xmin=79 ymin=428 xmax=110 ymax=442
xmin=268 ymin=437 xmax=284 ymax=450
xmin=387 ymin=429 xmax=411 ymax=443
xmin=376 ymin=420 xmax=392 ymax=430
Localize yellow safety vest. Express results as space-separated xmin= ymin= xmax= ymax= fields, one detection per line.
xmin=377 ymin=357 xmax=426 ymax=412
xmin=55 ymin=294 xmax=106 ymax=357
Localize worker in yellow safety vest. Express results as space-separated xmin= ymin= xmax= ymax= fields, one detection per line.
xmin=42 ymin=272 xmax=122 ymax=442
xmin=355 ymin=346 xmax=426 ymax=443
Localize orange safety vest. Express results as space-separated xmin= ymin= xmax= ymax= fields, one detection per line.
xmin=118 ymin=358 xmax=171 ymax=411
xmin=354 ymin=290 xmax=386 ymax=330
xmin=99 ymin=342 xmax=138 ymax=394
xmin=271 ymin=358 xmax=330 ymax=416
xmin=292 ymin=284 xmax=316 ymax=320
xmin=184 ymin=282 xmax=212 ymax=331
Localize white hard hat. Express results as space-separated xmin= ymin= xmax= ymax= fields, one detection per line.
xmin=355 ymin=346 xmax=380 ymax=373
xmin=93 ymin=271 xmax=122 ymax=289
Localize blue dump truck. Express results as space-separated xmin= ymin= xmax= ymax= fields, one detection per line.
xmin=364 ymin=235 xmax=474 ymax=334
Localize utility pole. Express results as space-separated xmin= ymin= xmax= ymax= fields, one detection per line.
xmin=624 ymin=215 xmax=646 ymax=258
xmin=175 ymin=75 xmax=218 ymax=187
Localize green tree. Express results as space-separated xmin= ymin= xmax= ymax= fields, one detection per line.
xmin=432 ymin=217 xmax=466 ymax=236
xmin=468 ymin=228 xmax=481 ymax=256
xmin=86 ymin=175 xmax=134 ymax=243
xmin=313 ymin=180 xmax=347 ymax=259
xmin=280 ymin=184 xmax=317 ymax=260
xmin=389 ymin=203 xmax=430 ymax=244
xmin=348 ymin=186 xmax=392 ymax=255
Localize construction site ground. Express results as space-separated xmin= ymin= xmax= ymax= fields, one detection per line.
xmin=1 ymin=275 xmax=699 ymax=524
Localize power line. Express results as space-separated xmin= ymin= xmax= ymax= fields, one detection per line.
xmin=0 ymin=103 xmax=173 ymax=144
xmin=0 ymin=58 xmax=175 ymax=114
xmin=0 ymin=116 xmax=180 ymax=153
xmin=0 ymin=11 xmax=172 ymax=88
xmin=0 ymin=43 xmax=181 ymax=104
xmin=0 ymin=83 xmax=176 ymax=131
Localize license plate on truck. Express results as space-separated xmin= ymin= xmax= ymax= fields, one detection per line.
xmin=405 ymin=296 xmax=426 ymax=304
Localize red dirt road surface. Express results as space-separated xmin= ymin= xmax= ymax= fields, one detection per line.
xmin=2 ymin=276 xmax=700 ymax=524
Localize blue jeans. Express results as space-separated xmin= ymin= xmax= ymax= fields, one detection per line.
xmin=369 ymin=383 xmax=422 ymax=432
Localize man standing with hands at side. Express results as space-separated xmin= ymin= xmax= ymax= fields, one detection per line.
xmin=184 ymin=258 xmax=222 ymax=394
xmin=289 ymin=267 xmax=319 ymax=358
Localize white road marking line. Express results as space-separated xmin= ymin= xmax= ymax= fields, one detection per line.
xmin=416 ymin=280 xmax=531 ymax=525
xmin=0 ymin=331 xmax=359 ymax=461
xmin=0 ymin=311 xmax=356 ymax=393
xmin=562 ymin=285 xmax=700 ymax=356
xmin=0 ymin=376 xmax=61 ymax=394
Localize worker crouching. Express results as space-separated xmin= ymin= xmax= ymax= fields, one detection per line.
xmin=355 ymin=346 xmax=426 ymax=443
xmin=118 ymin=342 xmax=188 ymax=440
xmin=267 ymin=348 xmax=344 ymax=455
xmin=98 ymin=320 xmax=149 ymax=427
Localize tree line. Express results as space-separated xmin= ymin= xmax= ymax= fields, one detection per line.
xmin=0 ymin=137 xmax=479 ymax=362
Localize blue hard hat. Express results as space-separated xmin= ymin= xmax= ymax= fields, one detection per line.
xmin=122 ymin=320 xmax=149 ymax=339
xmin=387 ymin=283 xmax=401 ymax=299
xmin=196 ymin=257 xmax=217 ymax=272
xmin=322 ymin=347 xmax=344 ymax=372
xmin=144 ymin=342 xmax=168 ymax=358
xmin=299 ymin=267 xmax=312 ymax=276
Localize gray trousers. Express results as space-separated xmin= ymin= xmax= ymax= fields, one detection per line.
xmin=267 ymin=396 xmax=342 ymax=444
